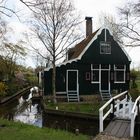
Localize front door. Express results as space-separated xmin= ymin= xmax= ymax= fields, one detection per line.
xmin=67 ymin=70 xmax=78 ymax=91
xmin=66 ymin=70 xmax=79 ymax=101
xmin=99 ymin=64 xmax=110 ymax=92
xmin=101 ymin=70 xmax=110 ymax=91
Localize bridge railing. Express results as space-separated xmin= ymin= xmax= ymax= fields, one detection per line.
xmin=130 ymin=96 xmax=140 ymax=137
xmin=99 ymin=91 xmax=129 ymax=132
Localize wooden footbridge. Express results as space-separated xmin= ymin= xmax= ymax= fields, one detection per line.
xmin=99 ymin=91 xmax=140 ymax=138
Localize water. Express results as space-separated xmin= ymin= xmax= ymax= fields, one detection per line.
xmin=0 ymin=92 xmax=101 ymax=136
xmin=0 ymin=92 xmax=42 ymax=127
xmin=0 ymin=92 xmax=102 ymax=136
xmin=43 ymin=113 xmax=100 ymax=136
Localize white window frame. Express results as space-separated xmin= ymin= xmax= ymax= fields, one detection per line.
xmin=114 ymin=65 xmax=126 ymax=83
xmin=91 ymin=64 xmax=100 ymax=83
xmin=100 ymin=41 xmax=111 ymax=54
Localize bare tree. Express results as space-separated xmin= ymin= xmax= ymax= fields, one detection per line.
xmin=0 ymin=0 xmax=15 ymax=17
xmin=0 ymin=0 xmax=21 ymax=43
xmin=98 ymin=13 xmax=123 ymax=44
xmin=22 ymin=0 xmax=82 ymax=103
xmin=118 ymin=0 xmax=140 ymax=47
xmin=33 ymin=53 xmax=50 ymax=69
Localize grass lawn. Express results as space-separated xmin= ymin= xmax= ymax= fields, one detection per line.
xmin=0 ymin=119 xmax=89 ymax=140
xmin=44 ymin=100 xmax=104 ymax=116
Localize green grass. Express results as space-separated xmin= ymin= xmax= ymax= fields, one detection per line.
xmin=44 ymin=101 xmax=103 ymax=115
xmin=0 ymin=119 xmax=89 ymax=140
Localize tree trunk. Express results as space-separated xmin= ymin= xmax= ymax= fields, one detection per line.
xmin=52 ymin=60 xmax=57 ymax=104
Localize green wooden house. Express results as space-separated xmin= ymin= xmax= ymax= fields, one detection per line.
xmin=43 ymin=17 xmax=131 ymax=101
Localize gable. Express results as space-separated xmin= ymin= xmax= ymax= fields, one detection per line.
xmin=81 ymin=29 xmax=131 ymax=64
xmin=68 ymin=26 xmax=131 ymax=63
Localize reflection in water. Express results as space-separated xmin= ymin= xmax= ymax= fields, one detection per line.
xmin=14 ymin=104 xmax=42 ymax=127
xmin=14 ymin=92 xmax=42 ymax=127
xmin=0 ymin=92 xmax=42 ymax=128
xmin=26 ymin=93 xmax=32 ymax=102
xmin=19 ymin=96 xmax=24 ymax=104
xmin=43 ymin=114 xmax=99 ymax=136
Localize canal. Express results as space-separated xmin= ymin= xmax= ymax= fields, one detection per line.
xmin=0 ymin=91 xmax=100 ymax=136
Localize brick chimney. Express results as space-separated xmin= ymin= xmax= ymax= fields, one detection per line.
xmin=85 ymin=17 xmax=92 ymax=37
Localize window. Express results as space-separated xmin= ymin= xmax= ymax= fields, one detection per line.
xmin=100 ymin=42 xmax=111 ymax=54
xmin=114 ymin=65 xmax=126 ymax=83
xmin=91 ymin=64 xmax=100 ymax=83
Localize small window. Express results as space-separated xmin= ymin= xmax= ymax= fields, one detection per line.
xmin=92 ymin=64 xmax=99 ymax=69
xmin=91 ymin=70 xmax=99 ymax=82
xmin=100 ymin=42 xmax=111 ymax=54
xmin=114 ymin=65 xmax=126 ymax=83
xmin=91 ymin=64 xmax=100 ymax=83
xmin=101 ymin=64 xmax=110 ymax=70
xmin=114 ymin=65 xmax=125 ymax=70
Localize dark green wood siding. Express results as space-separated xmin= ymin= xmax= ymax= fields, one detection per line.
xmin=43 ymin=28 xmax=131 ymax=96
xmin=82 ymin=29 xmax=130 ymax=64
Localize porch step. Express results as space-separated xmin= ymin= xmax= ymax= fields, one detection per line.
xmin=100 ymin=90 xmax=111 ymax=101
xmin=67 ymin=92 xmax=79 ymax=102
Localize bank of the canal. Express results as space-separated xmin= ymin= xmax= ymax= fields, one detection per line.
xmin=42 ymin=100 xmax=140 ymax=140
xmin=42 ymin=100 xmax=110 ymax=137
xmin=0 ymin=118 xmax=89 ymax=140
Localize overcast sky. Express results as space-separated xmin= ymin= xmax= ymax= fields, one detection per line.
xmin=4 ymin=0 xmax=140 ymax=69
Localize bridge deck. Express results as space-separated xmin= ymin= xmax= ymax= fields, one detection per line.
xmin=103 ymin=119 xmax=131 ymax=138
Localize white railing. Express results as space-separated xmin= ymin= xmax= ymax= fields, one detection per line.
xmin=99 ymin=98 xmax=113 ymax=132
xmin=130 ymin=96 xmax=140 ymax=137
xmin=99 ymin=91 xmax=129 ymax=132
xmin=115 ymin=98 xmax=133 ymax=119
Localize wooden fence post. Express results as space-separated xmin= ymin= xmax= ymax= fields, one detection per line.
xmin=99 ymin=109 xmax=103 ymax=132
xmin=110 ymin=99 xmax=115 ymax=119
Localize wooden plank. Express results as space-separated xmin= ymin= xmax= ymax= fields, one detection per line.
xmin=123 ymin=122 xmax=130 ymax=138
xmin=104 ymin=121 xmax=116 ymax=134
xmin=110 ymin=120 xmax=122 ymax=136
xmin=116 ymin=121 xmax=129 ymax=138
xmin=103 ymin=119 xmax=131 ymax=138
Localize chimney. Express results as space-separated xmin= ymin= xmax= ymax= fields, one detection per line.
xmin=85 ymin=17 xmax=92 ymax=37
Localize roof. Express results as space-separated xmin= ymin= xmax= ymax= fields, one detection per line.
xmin=44 ymin=26 xmax=131 ymax=71
xmin=68 ymin=29 xmax=100 ymax=60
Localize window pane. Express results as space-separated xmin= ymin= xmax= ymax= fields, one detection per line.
xmin=115 ymin=65 xmax=125 ymax=70
xmin=92 ymin=70 xmax=99 ymax=82
xmin=92 ymin=64 xmax=99 ymax=69
xmin=100 ymin=42 xmax=111 ymax=54
xmin=115 ymin=71 xmax=124 ymax=82
xmin=101 ymin=64 xmax=109 ymax=69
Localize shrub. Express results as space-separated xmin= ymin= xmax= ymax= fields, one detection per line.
xmin=6 ymin=82 xmax=20 ymax=96
xmin=0 ymin=82 xmax=7 ymax=97
xmin=129 ymin=88 xmax=140 ymax=101
xmin=130 ymin=70 xmax=139 ymax=89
